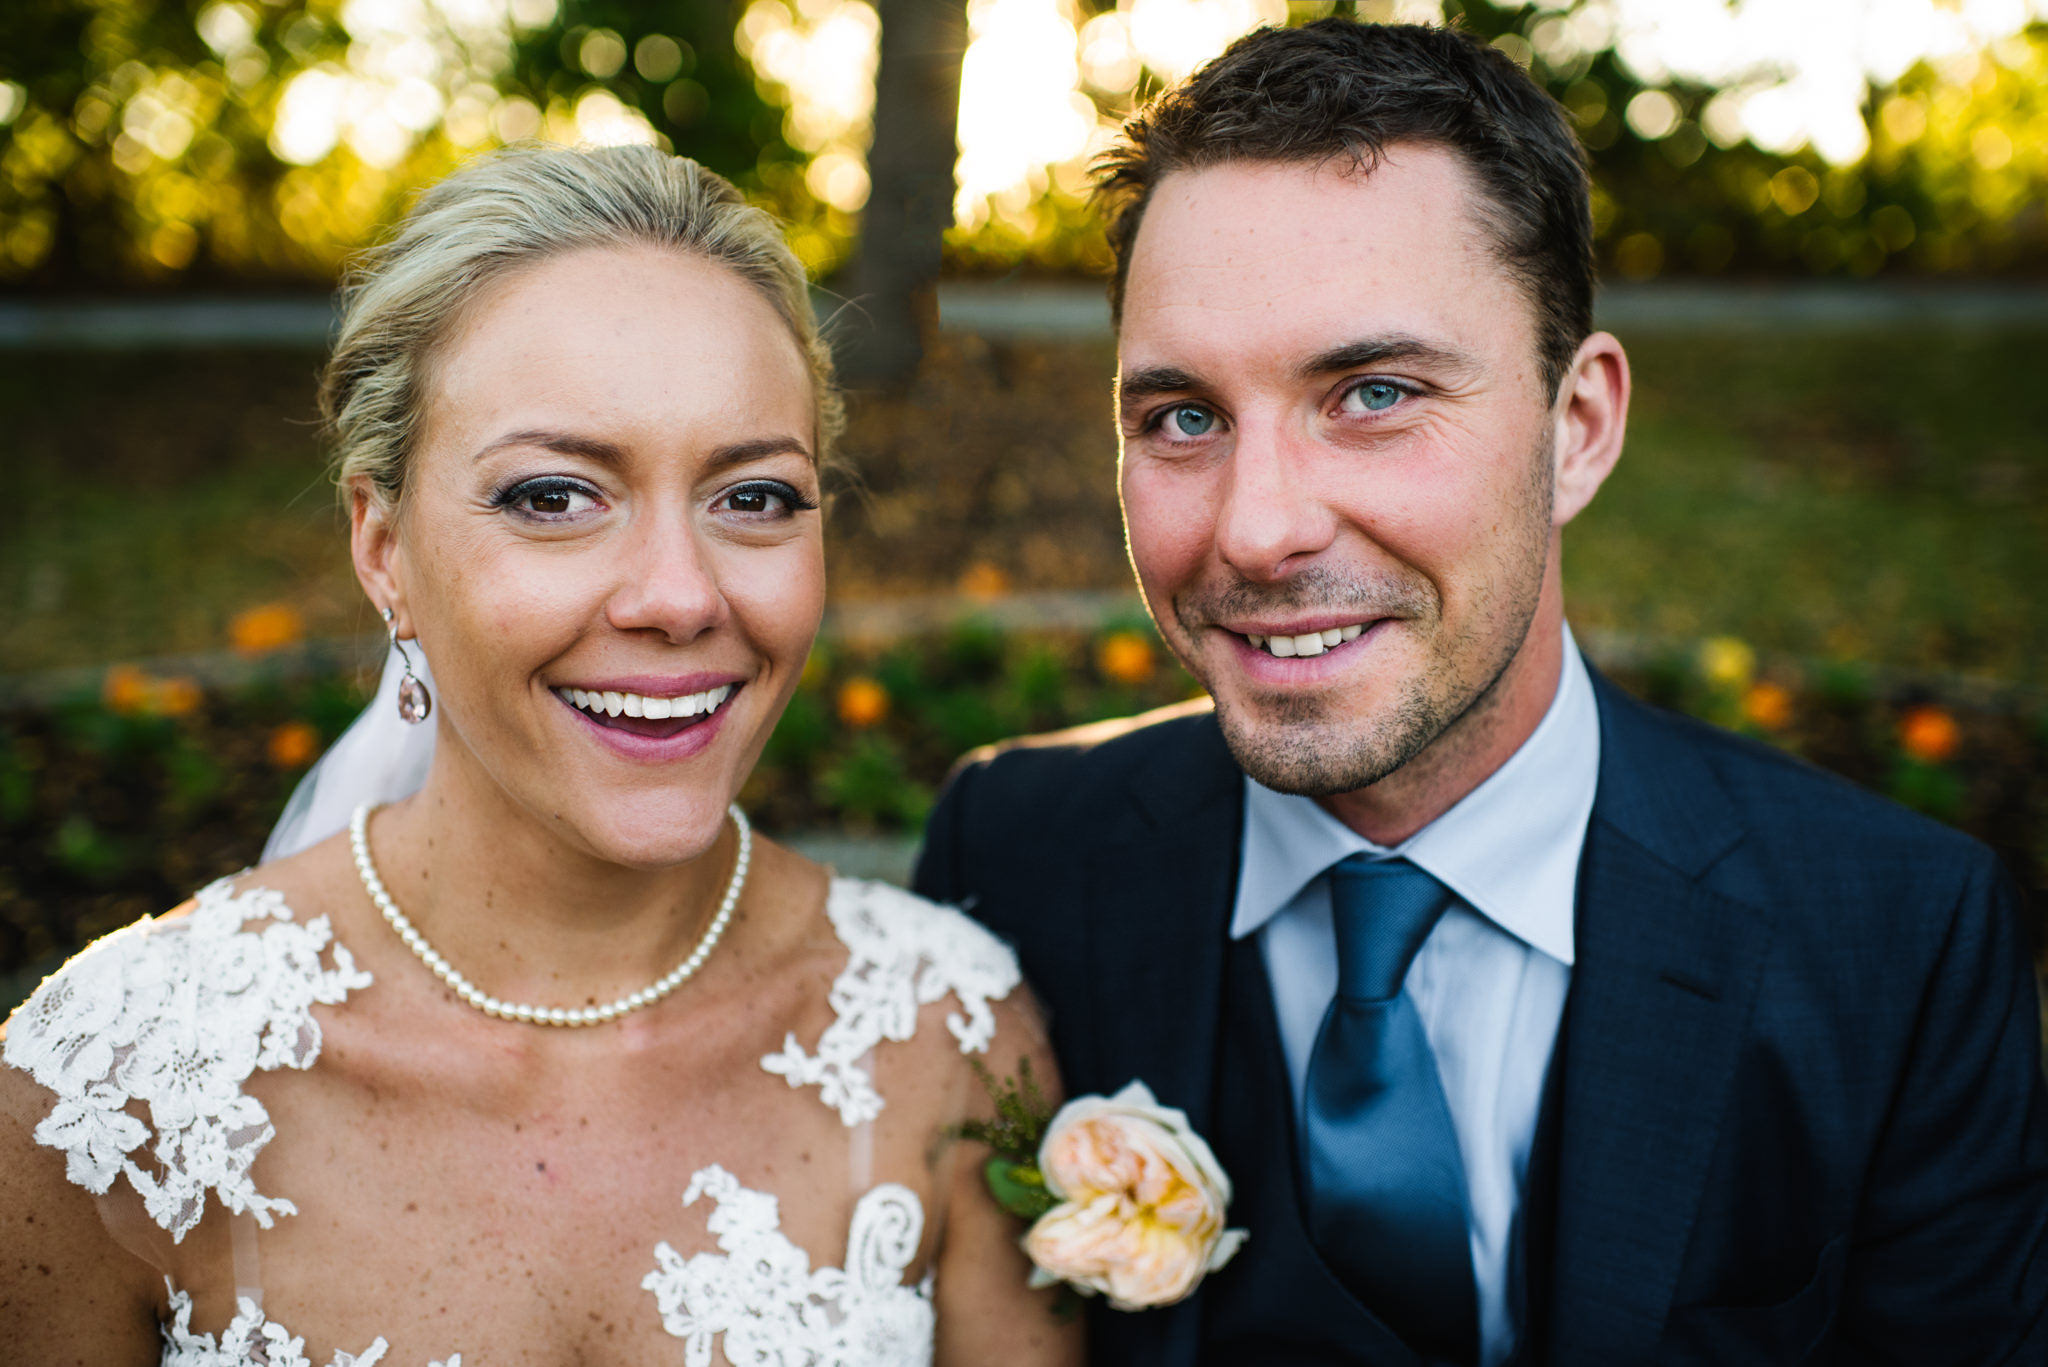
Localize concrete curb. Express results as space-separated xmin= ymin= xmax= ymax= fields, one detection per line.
xmin=5 ymin=281 xmax=2045 ymax=351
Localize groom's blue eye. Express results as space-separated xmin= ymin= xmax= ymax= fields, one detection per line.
xmin=1168 ymin=405 xmax=1216 ymax=437
xmin=1343 ymin=381 xmax=1406 ymax=414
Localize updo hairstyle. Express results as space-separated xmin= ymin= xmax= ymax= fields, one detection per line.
xmin=322 ymin=142 xmax=843 ymax=511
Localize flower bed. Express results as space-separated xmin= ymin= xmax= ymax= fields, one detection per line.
xmin=3 ymin=619 xmax=2042 ymax=997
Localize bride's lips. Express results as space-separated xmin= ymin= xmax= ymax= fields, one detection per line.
xmin=552 ymin=674 xmax=745 ymax=761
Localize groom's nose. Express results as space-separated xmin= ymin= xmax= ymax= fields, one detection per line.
xmin=1213 ymin=415 xmax=1342 ymax=583
xmin=605 ymin=512 xmax=728 ymax=643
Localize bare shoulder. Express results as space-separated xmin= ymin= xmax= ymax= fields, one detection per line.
xmin=0 ymin=978 xmax=168 ymax=1362
xmin=226 ymin=825 xmax=365 ymax=930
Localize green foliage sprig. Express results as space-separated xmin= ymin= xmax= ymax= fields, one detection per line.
xmin=955 ymin=1056 xmax=1060 ymax=1222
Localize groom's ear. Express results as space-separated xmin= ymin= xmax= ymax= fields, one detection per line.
xmin=350 ymin=479 xmax=409 ymax=632
xmin=1549 ymin=330 xmax=1630 ymax=528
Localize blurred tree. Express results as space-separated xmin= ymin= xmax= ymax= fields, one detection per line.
xmin=837 ymin=0 xmax=963 ymax=386
xmin=1 ymin=0 xmax=2042 ymax=293
xmin=0 ymin=0 xmax=792 ymax=290
xmin=936 ymin=0 xmax=2048 ymax=282
xmin=1445 ymin=1 xmax=2048 ymax=280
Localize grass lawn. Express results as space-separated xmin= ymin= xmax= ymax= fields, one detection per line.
xmin=1570 ymin=327 xmax=2047 ymax=685
xmin=2 ymin=322 xmax=2043 ymax=686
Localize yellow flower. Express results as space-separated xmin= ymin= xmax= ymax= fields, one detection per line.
xmin=1096 ymin=631 xmax=1157 ymax=686
xmin=1741 ymin=680 xmax=1794 ymax=731
xmin=836 ymin=676 xmax=889 ymax=728
xmin=1697 ymin=636 xmax=1757 ymax=691
xmin=267 ymin=721 xmax=320 ymax=769
xmin=1024 ymin=1082 xmax=1245 ymax=1311
xmin=230 ymin=602 xmax=305 ymax=657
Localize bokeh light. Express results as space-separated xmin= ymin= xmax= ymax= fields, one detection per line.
xmin=3 ymin=0 xmax=2047 ymax=284
xmin=737 ymin=0 xmax=880 ymax=213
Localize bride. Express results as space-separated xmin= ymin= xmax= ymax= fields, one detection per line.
xmin=0 ymin=144 xmax=1081 ymax=1367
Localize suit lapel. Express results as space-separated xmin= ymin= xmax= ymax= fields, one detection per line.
xmin=1078 ymin=712 xmax=1243 ymax=1367
xmin=1081 ymin=709 xmax=1243 ymax=1133
xmin=1547 ymin=677 xmax=1774 ymax=1363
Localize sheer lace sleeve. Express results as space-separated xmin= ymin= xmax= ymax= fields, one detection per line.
xmin=760 ymin=879 xmax=1022 ymax=1126
xmin=1 ymin=877 xmax=371 ymax=1241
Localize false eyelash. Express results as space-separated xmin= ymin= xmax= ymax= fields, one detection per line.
xmin=730 ymin=479 xmax=820 ymax=512
xmin=489 ymin=475 xmax=596 ymax=508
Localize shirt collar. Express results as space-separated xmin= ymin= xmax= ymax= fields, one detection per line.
xmin=1230 ymin=623 xmax=1598 ymax=966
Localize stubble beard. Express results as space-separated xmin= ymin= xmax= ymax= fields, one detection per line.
xmin=1173 ymin=432 xmax=1557 ymax=799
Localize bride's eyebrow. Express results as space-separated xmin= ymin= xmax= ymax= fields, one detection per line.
xmin=468 ymin=431 xmax=814 ymax=469
xmin=471 ymin=428 xmax=625 ymax=465
xmin=703 ymin=436 xmax=815 ymax=471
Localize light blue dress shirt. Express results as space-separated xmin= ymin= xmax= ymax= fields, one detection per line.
xmin=1231 ymin=625 xmax=1599 ymax=1366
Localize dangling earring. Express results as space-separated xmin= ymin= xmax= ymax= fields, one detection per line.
xmin=383 ymin=606 xmax=432 ymax=724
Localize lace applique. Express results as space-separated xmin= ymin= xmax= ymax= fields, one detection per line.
xmin=761 ymin=879 xmax=1021 ymax=1126
xmin=2 ymin=877 xmax=371 ymax=1241
xmin=159 ymin=1279 xmax=459 ymax=1367
xmin=643 ymin=1164 xmax=933 ymax=1367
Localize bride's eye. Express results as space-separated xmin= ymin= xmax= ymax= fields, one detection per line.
xmin=717 ymin=479 xmax=818 ymax=518
xmin=492 ymin=476 xmax=601 ymax=520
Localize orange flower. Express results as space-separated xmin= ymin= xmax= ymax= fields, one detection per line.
xmin=155 ymin=676 xmax=202 ymax=717
xmin=103 ymin=664 xmax=154 ymax=716
xmin=1898 ymin=706 xmax=1960 ymax=764
xmin=1096 ymin=631 xmax=1157 ymax=685
xmin=836 ymin=676 xmax=889 ymax=728
xmin=958 ymin=562 xmax=1012 ymax=601
xmin=230 ymin=602 xmax=306 ymax=657
xmin=102 ymin=666 xmax=201 ymax=717
xmin=1741 ymin=680 xmax=1794 ymax=731
xmin=267 ymin=721 xmax=320 ymax=769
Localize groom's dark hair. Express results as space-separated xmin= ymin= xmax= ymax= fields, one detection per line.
xmin=1094 ymin=20 xmax=1593 ymax=398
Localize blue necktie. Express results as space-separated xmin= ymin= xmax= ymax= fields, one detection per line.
xmin=1302 ymin=855 xmax=1479 ymax=1365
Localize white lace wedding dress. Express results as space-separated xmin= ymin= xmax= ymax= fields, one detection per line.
xmin=2 ymin=872 xmax=1022 ymax=1366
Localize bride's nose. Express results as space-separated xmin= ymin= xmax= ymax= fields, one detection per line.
xmin=603 ymin=510 xmax=728 ymax=643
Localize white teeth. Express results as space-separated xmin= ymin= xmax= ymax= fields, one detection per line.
xmin=561 ymin=683 xmax=737 ymax=723
xmin=1244 ymin=624 xmax=1371 ymax=657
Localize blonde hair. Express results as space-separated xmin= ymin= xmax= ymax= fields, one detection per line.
xmin=322 ymin=142 xmax=842 ymax=509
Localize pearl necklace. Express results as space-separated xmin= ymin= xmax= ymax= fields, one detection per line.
xmin=347 ymin=801 xmax=751 ymax=1028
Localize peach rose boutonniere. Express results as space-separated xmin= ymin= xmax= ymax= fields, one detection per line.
xmin=962 ymin=1065 xmax=1247 ymax=1312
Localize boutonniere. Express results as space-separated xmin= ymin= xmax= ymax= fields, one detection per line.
xmin=962 ymin=1062 xmax=1248 ymax=1311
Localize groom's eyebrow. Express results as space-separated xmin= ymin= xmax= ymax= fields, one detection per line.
xmin=1116 ymin=366 xmax=1208 ymax=407
xmin=1294 ymin=336 xmax=1483 ymax=382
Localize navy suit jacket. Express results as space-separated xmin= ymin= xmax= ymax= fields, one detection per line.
xmin=914 ymin=672 xmax=2048 ymax=1364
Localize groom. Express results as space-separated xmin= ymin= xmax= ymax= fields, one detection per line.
xmin=914 ymin=20 xmax=2048 ymax=1367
